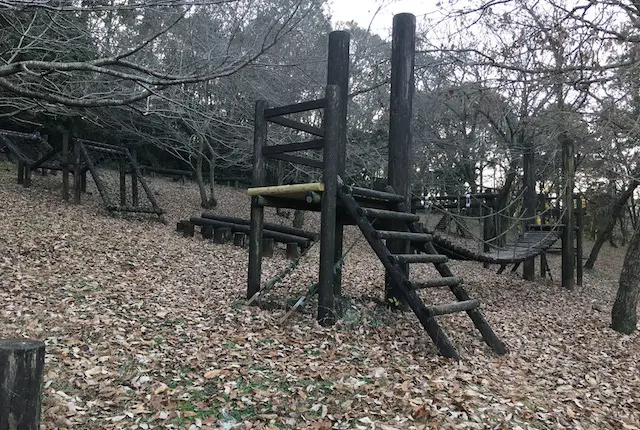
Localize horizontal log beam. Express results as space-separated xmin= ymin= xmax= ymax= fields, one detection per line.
xmin=410 ymin=276 xmax=463 ymax=290
xmin=392 ymin=254 xmax=448 ymax=264
xmin=350 ymin=186 xmax=404 ymax=202
xmin=360 ymin=207 xmax=419 ymax=222
xmin=201 ymin=212 xmax=319 ymax=241
xmin=426 ymin=300 xmax=479 ymax=317
xmin=264 ymin=153 xmax=323 ymax=169
xmin=267 ymin=116 xmax=324 ymax=137
xmin=263 ymin=98 xmax=326 ymax=118
xmin=262 ymin=139 xmax=324 ymax=155
xmin=248 ymin=182 xmax=324 ymax=196
xmin=190 ymin=217 xmax=310 ymax=246
xmin=375 ymin=230 xmax=432 ymax=242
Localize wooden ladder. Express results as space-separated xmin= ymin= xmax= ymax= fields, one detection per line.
xmin=338 ymin=184 xmax=507 ymax=359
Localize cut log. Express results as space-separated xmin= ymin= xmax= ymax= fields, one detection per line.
xmin=410 ymin=276 xmax=463 ymax=290
xmin=286 ymin=242 xmax=300 ymax=260
xmin=183 ymin=222 xmax=195 ymax=237
xmin=193 ymin=217 xmax=311 ymax=246
xmin=426 ymin=300 xmax=479 ymax=317
xmin=233 ymin=232 xmax=245 ymax=247
xmin=0 ymin=339 xmax=45 ymax=430
xmin=201 ymin=224 xmax=214 ymax=239
xmin=263 ymin=238 xmax=275 ymax=257
xmin=201 ymin=213 xmax=319 ymax=241
xmin=213 ymin=228 xmax=231 ymax=244
xmin=360 ymin=207 xmax=419 ymax=222
xmin=392 ymin=254 xmax=448 ymax=264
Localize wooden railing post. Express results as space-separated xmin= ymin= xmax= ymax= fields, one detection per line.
xmin=386 ymin=13 xmax=415 ymax=311
xmin=318 ymin=85 xmax=340 ymax=326
xmin=327 ymin=30 xmax=350 ymax=299
xmin=247 ymin=100 xmax=268 ymax=299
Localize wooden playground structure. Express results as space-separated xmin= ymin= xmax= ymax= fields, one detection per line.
xmin=245 ymin=15 xmax=509 ymax=359
xmin=0 ymin=129 xmax=164 ymax=220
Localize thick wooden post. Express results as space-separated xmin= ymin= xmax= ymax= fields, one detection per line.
xmin=130 ymin=148 xmax=139 ymax=207
xmin=576 ymin=194 xmax=584 ymax=286
xmin=17 ymin=161 xmax=24 ymax=184
xmin=62 ymin=130 xmax=70 ymax=202
xmin=119 ymin=160 xmax=127 ymax=206
xmin=247 ymin=100 xmax=268 ymax=299
xmin=386 ymin=13 xmax=415 ymax=311
xmin=318 ymin=85 xmax=340 ymax=326
xmin=73 ymin=138 xmax=82 ymax=204
xmin=523 ymin=141 xmax=535 ymax=280
xmin=0 ymin=339 xmax=45 ymax=430
xmin=482 ymin=197 xmax=494 ymax=269
xmin=327 ymin=30 xmax=350 ymax=298
xmin=561 ymin=133 xmax=575 ymax=290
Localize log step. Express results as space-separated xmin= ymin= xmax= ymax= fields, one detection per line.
xmin=426 ymin=299 xmax=479 ymax=317
xmin=376 ymin=230 xmax=432 ymax=242
xmin=360 ymin=207 xmax=419 ymax=222
xmin=410 ymin=276 xmax=462 ymax=289
xmin=393 ymin=253 xmax=448 ymax=264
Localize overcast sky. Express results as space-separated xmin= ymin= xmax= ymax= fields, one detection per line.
xmin=328 ymin=0 xmax=436 ymax=38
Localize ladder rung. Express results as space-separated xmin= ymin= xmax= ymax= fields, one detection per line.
xmin=393 ymin=254 xmax=448 ymax=264
xmin=410 ymin=276 xmax=462 ymax=289
xmin=426 ymin=299 xmax=478 ymax=316
xmin=360 ymin=207 xmax=419 ymax=222
xmin=376 ymin=230 xmax=432 ymax=242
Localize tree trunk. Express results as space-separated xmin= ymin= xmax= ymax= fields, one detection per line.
xmin=206 ymin=144 xmax=217 ymax=208
xmin=584 ymin=180 xmax=639 ymax=269
xmin=611 ymin=225 xmax=640 ymax=334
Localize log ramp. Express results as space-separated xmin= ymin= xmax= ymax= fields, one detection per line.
xmin=177 ymin=212 xmax=317 ymax=260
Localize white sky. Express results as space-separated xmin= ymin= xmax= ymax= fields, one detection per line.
xmin=328 ymin=0 xmax=437 ymax=38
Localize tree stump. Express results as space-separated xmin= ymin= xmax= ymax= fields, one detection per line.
xmin=262 ymin=238 xmax=275 ymax=257
xmin=213 ymin=228 xmax=231 ymax=244
xmin=0 ymin=339 xmax=45 ymax=430
xmin=183 ymin=222 xmax=195 ymax=237
xmin=233 ymin=232 xmax=245 ymax=247
xmin=202 ymin=224 xmax=214 ymax=239
xmin=286 ymin=242 xmax=300 ymax=260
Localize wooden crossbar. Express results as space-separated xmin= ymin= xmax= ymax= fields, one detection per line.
xmin=247 ymin=182 xmax=324 ymax=197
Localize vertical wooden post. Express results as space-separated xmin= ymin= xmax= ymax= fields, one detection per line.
xmin=482 ymin=197 xmax=494 ymax=269
xmin=561 ymin=133 xmax=575 ymax=290
xmin=119 ymin=160 xmax=127 ymax=207
xmin=24 ymin=164 xmax=32 ymax=188
xmin=0 ymin=339 xmax=45 ymax=430
xmin=576 ymin=194 xmax=584 ymax=286
xmin=62 ymin=130 xmax=70 ymax=202
xmin=318 ymin=85 xmax=340 ymax=326
xmin=327 ymin=30 xmax=350 ymax=299
xmin=522 ymin=141 xmax=535 ymax=280
xmin=131 ymin=148 xmax=139 ymax=207
xmin=247 ymin=100 xmax=268 ymax=299
xmin=386 ymin=13 xmax=415 ymax=311
xmin=17 ymin=161 xmax=24 ymax=184
xmin=73 ymin=138 xmax=82 ymax=204
xmin=81 ymin=171 xmax=87 ymax=193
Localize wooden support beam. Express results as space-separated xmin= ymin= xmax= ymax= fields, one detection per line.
xmin=247 ymin=182 xmax=324 ymax=196
xmin=410 ymin=276 xmax=463 ymax=289
xmin=130 ymin=148 xmax=139 ymax=207
xmin=264 ymin=153 xmax=323 ymax=169
xmin=233 ymin=232 xmax=245 ymax=247
xmin=62 ymin=131 xmax=70 ymax=201
xmin=561 ymin=133 xmax=575 ymax=290
xmin=286 ymin=242 xmax=300 ymax=260
xmin=73 ymin=138 xmax=82 ymax=204
xmin=576 ymin=195 xmax=584 ymax=287
xmin=248 ymin=100 xmax=268 ymax=300
xmin=263 ymin=98 xmax=326 ymax=118
xmin=262 ymin=139 xmax=324 ymax=155
xmin=318 ymin=85 xmax=340 ymax=327
xmin=386 ymin=13 xmax=415 ymax=311
xmin=214 ymin=227 xmax=231 ymax=244
xmin=0 ymin=339 xmax=45 ymax=430
xmin=426 ymin=300 xmax=479 ymax=317
xmin=392 ymin=254 xmax=448 ymax=264
xmin=202 ymin=224 xmax=214 ymax=239
xmin=267 ymin=116 xmax=324 ymax=137
xmin=262 ymin=238 xmax=275 ymax=257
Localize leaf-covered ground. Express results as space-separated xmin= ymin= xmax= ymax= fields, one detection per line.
xmin=0 ymin=163 xmax=638 ymax=430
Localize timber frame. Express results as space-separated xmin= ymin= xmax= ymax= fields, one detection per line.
xmin=245 ymin=15 xmax=508 ymax=359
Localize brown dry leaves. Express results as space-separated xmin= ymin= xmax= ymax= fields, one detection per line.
xmin=0 ymin=163 xmax=639 ymax=429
